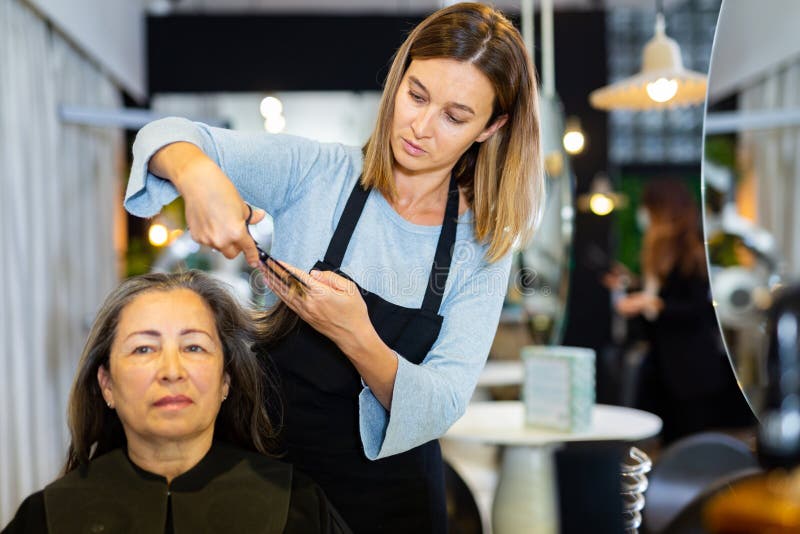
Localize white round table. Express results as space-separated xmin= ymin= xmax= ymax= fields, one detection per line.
xmin=476 ymin=361 xmax=525 ymax=388
xmin=442 ymin=402 xmax=662 ymax=534
xmin=471 ymin=360 xmax=525 ymax=402
xmin=447 ymin=401 xmax=662 ymax=445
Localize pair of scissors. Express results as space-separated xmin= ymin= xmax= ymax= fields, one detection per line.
xmin=245 ymin=205 xmax=309 ymax=294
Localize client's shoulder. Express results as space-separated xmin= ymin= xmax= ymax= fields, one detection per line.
xmin=3 ymin=490 xmax=47 ymax=534
xmin=217 ymin=442 xmax=294 ymax=483
xmin=46 ymin=448 xmax=129 ymax=490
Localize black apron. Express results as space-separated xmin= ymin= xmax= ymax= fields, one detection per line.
xmin=268 ymin=175 xmax=459 ymax=534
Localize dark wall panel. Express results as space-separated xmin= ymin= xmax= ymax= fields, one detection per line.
xmin=148 ymin=15 xmax=424 ymax=93
xmin=556 ymin=13 xmax=612 ymax=359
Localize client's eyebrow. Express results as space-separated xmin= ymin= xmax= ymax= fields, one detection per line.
xmin=124 ymin=329 xmax=214 ymax=340
xmin=125 ymin=330 xmax=161 ymax=340
xmin=408 ymin=76 xmax=476 ymax=115
xmin=179 ymin=328 xmax=214 ymax=339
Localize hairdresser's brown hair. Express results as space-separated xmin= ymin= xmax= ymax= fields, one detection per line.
xmin=641 ymin=178 xmax=707 ymax=284
xmin=362 ymin=2 xmax=543 ymax=261
xmin=63 ymin=270 xmax=280 ymax=473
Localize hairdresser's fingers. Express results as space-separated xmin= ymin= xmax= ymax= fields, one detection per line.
xmin=227 ymin=203 xmax=259 ymax=268
xmin=263 ymin=266 xmax=304 ymax=315
xmin=179 ymin=160 xmax=251 ymax=254
xmin=238 ymin=205 xmax=268 ymax=268
xmin=216 ymin=243 xmax=241 ymax=260
xmin=309 ymin=269 xmax=354 ymax=293
xmin=235 ymin=237 xmax=261 ymax=268
xmin=249 ymin=207 xmax=267 ymax=225
xmin=269 ymin=260 xmax=317 ymax=291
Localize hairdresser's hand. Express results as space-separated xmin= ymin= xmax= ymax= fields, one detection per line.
xmin=151 ymin=142 xmax=266 ymax=267
xmin=263 ymin=260 xmax=398 ymax=409
xmin=262 ymin=262 xmax=372 ymax=353
xmin=615 ymin=291 xmax=663 ymax=319
xmin=602 ymin=262 xmax=633 ymax=291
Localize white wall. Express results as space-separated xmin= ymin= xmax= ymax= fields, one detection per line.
xmin=152 ymin=91 xmax=382 ymax=146
xmin=26 ymin=0 xmax=145 ymax=99
xmin=708 ymin=0 xmax=800 ymax=102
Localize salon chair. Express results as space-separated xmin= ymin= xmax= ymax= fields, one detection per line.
xmin=641 ymin=432 xmax=759 ymax=533
xmin=657 ymin=470 xmax=762 ymax=534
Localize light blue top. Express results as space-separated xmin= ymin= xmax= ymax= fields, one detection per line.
xmin=125 ymin=117 xmax=512 ymax=459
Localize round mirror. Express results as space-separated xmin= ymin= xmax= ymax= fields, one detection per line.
xmin=703 ymin=0 xmax=800 ymax=415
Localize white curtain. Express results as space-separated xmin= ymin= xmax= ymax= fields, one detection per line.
xmin=740 ymin=58 xmax=800 ymax=278
xmin=0 ymin=0 xmax=123 ymax=525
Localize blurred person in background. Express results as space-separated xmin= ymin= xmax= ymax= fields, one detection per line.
xmin=613 ymin=179 xmax=753 ymax=443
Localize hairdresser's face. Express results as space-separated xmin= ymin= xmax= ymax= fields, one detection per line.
xmin=391 ymin=58 xmax=506 ymax=178
xmin=98 ymin=289 xmax=229 ymax=449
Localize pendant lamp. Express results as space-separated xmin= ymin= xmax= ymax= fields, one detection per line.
xmin=589 ymin=6 xmax=707 ymax=111
xmin=577 ymin=174 xmax=628 ymax=216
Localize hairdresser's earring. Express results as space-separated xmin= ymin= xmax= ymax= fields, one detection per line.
xmin=107 ymin=401 xmax=114 ymax=409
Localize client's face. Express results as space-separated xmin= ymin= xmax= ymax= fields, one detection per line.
xmin=98 ymin=288 xmax=230 ymax=447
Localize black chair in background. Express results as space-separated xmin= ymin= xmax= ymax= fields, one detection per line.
xmin=642 ymin=432 xmax=760 ymax=534
xmin=658 ymin=470 xmax=762 ymax=534
xmin=444 ymin=460 xmax=483 ymax=534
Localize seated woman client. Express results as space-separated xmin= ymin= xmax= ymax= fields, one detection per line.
xmin=3 ymin=270 xmax=350 ymax=534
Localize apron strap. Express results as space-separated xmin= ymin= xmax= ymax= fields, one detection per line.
xmin=323 ymin=177 xmax=371 ymax=268
xmin=323 ymin=173 xmax=460 ymax=314
xmin=421 ymin=174 xmax=459 ymax=313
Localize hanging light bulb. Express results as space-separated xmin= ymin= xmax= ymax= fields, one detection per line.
xmin=264 ymin=115 xmax=286 ymax=134
xmin=589 ymin=193 xmax=614 ymax=216
xmin=645 ymin=77 xmax=679 ymax=103
xmin=148 ymin=223 xmax=169 ymax=247
xmin=577 ymin=173 xmax=629 ymax=216
xmin=562 ymin=116 xmax=586 ymax=155
xmin=589 ymin=11 xmax=706 ymax=110
xmin=260 ymin=95 xmax=286 ymax=133
xmin=259 ymin=96 xmax=283 ymax=118
xmin=562 ymin=130 xmax=585 ymax=154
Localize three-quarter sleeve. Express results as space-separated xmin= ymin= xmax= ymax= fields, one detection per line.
xmin=123 ymin=116 xmax=354 ymax=219
xmin=358 ymin=251 xmax=513 ymax=459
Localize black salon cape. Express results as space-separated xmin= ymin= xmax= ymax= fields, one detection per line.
xmin=3 ymin=442 xmax=351 ymax=534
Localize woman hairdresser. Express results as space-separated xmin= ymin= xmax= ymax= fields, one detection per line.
xmin=122 ymin=3 xmax=543 ymax=532
xmin=3 ymin=271 xmax=350 ymax=533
